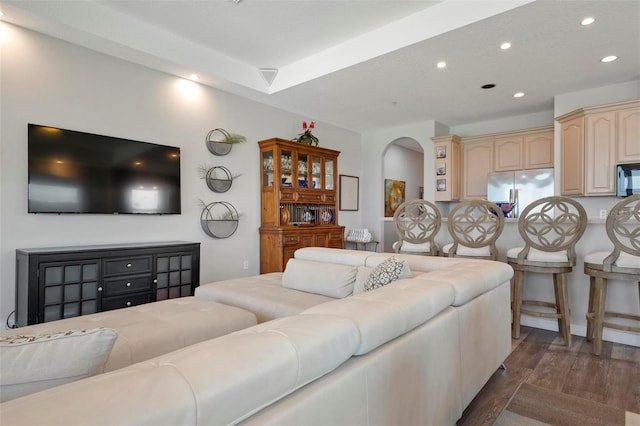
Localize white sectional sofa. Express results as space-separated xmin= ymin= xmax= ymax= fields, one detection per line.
xmin=0 ymin=248 xmax=513 ymax=425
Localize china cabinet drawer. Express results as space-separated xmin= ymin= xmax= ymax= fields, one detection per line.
xmin=298 ymin=191 xmax=323 ymax=202
xmin=102 ymin=275 xmax=152 ymax=297
xmin=104 ymin=256 xmax=152 ymax=276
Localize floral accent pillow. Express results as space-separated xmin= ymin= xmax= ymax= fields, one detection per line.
xmin=364 ymin=256 xmax=411 ymax=292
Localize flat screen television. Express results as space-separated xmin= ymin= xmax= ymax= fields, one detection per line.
xmin=28 ymin=124 xmax=181 ymax=214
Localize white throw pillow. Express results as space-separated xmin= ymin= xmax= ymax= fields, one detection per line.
xmin=364 ymin=256 xmax=411 ymax=292
xmin=352 ymin=266 xmax=373 ymax=295
xmin=282 ymin=258 xmax=358 ymax=298
xmin=0 ymin=327 xmax=117 ymax=402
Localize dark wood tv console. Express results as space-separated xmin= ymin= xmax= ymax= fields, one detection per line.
xmin=15 ymin=241 xmax=200 ymax=326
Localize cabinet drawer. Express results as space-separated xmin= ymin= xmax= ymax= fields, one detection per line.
xmin=279 ymin=191 xmax=296 ymax=201
xmin=282 ymin=234 xmax=300 ymax=246
xmin=102 ymin=275 xmax=152 ymax=297
xmin=101 ymin=293 xmax=153 ymax=311
xmin=329 ymin=231 xmax=343 ymax=241
xmin=104 ymin=256 xmax=152 ymax=276
xmin=298 ymin=191 xmax=323 ymax=202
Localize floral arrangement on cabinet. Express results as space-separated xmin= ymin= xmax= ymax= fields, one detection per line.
xmin=294 ymin=121 xmax=319 ymax=146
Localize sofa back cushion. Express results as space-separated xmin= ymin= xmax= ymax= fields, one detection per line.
xmin=282 ymin=259 xmax=357 ymax=298
xmin=0 ymin=327 xmax=117 ymax=402
xmin=294 ymin=247 xmax=371 ymax=266
xmin=304 ymin=279 xmax=455 ymax=355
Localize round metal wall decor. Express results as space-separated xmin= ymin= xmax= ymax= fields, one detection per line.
xmin=205 ymin=166 xmax=233 ymax=193
xmin=205 ymin=128 xmax=233 ymax=156
xmin=200 ymin=201 xmax=239 ymax=239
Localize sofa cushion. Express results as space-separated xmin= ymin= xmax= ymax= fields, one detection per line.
xmin=282 ymin=259 xmax=357 ymax=298
xmin=304 ymin=279 xmax=455 ymax=355
xmin=294 ymin=247 xmax=371 ymax=266
xmin=0 ymin=327 xmax=117 ymax=402
xmin=364 ymin=256 xmax=411 ymax=292
xmin=0 ymin=314 xmax=361 ymax=426
xmin=4 ymin=297 xmax=257 ymax=372
xmin=195 ymin=273 xmax=334 ymax=323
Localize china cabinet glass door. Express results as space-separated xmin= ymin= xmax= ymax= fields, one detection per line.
xmin=297 ymin=152 xmax=308 ymax=188
xmin=325 ymin=159 xmax=335 ymax=190
xmin=262 ymin=150 xmax=274 ymax=187
xmin=311 ymin=156 xmax=321 ymax=189
xmin=281 ymin=150 xmax=293 ymax=187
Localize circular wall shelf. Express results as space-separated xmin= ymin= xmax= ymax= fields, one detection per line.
xmin=200 ymin=201 xmax=239 ymax=239
xmin=205 ymin=166 xmax=233 ymax=193
xmin=205 ymin=128 xmax=233 ymax=156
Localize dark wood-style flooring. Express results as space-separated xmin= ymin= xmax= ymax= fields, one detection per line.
xmin=457 ymin=326 xmax=640 ymax=425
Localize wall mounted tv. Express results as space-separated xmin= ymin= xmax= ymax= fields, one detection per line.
xmin=28 ymin=124 xmax=181 ymax=214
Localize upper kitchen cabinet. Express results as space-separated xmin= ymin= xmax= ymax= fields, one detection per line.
xmin=617 ymin=105 xmax=640 ymax=163
xmin=556 ymin=99 xmax=640 ymax=196
xmin=493 ymin=128 xmax=554 ymax=171
xmin=462 ymin=140 xmax=493 ymax=199
xmin=460 ymin=126 xmax=553 ymax=199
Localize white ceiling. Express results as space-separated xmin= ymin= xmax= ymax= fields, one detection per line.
xmin=2 ymin=0 xmax=639 ymax=132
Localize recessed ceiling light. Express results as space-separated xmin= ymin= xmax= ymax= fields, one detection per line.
xmin=500 ymin=42 xmax=511 ymax=50
xmin=437 ymin=61 xmax=446 ymax=69
xmin=601 ymin=55 xmax=618 ymax=63
xmin=481 ymin=84 xmax=496 ymax=89
xmin=513 ymin=92 xmax=525 ymax=98
xmin=189 ymin=74 xmax=199 ymax=81
xmin=581 ymin=17 xmax=595 ymax=26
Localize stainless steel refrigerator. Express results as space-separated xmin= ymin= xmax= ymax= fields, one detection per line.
xmin=486 ymin=168 xmax=554 ymax=218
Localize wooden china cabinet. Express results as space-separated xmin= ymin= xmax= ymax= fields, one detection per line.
xmin=258 ymin=138 xmax=344 ymax=273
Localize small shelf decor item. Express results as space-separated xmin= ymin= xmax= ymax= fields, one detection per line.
xmin=205 ymin=128 xmax=246 ymax=156
xmin=293 ymin=121 xmax=319 ymax=146
xmin=198 ymin=165 xmax=235 ymax=193
xmin=200 ymin=201 xmax=239 ymax=239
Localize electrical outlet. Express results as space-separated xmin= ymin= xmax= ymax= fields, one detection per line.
xmin=243 ymin=260 xmax=249 ymax=270
xmin=599 ymin=209 xmax=607 ymax=219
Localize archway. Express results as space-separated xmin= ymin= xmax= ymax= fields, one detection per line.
xmin=380 ymin=137 xmax=424 ymax=252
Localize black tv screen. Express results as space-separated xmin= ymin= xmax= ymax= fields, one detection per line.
xmin=28 ymin=124 xmax=181 ymax=214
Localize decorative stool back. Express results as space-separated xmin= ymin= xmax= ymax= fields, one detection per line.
xmin=442 ymin=199 xmax=505 ymax=260
xmin=584 ymin=194 xmax=640 ymax=355
xmin=392 ymin=199 xmax=441 ymax=256
xmin=507 ymin=196 xmax=587 ymax=346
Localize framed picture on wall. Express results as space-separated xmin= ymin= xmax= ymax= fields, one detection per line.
xmin=384 ymin=179 xmax=405 ymax=217
xmin=436 ymin=145 xmax=446 ymax=159
xmin=339 ymin=175 xmax=359 ymax=211
xmin=436 ymin=179 xmax=446 ymax=192
xmin=436 ymin=162 xmax=446 ymax=175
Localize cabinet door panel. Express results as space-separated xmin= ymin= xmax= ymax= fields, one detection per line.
xmin=561 ymin=117 xmax=584 ymax=195
xmin=585 ymin=112 xmax=615 ymax=195
xmin=617 ymin=107 xmax=640 ymax=162
xmin=494 ymin=137 xmax=523 ymax=171
xmin=524 ymin=132 xmax=554 ymax=169
xmin=463 ymin=142 xmax=492 ymax=198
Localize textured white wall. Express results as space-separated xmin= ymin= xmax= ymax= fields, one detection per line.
xmin=0 ymin=23 xmax=362 ymax=326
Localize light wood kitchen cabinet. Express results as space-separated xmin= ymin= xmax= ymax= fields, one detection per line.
xmin=432 ymin=135 xmax=460 ymax=201
xmin=258 ymin=138 xmax=344 ymax=273
xmin=556 ymin=99 xmax=639 ymax=196
xmin=523 ymin=131 xmax=554 ymax=169
xmin=494 ymin=136 xmax=523 ymax=171
xmin=617 ymin=105 xmax=640 ymax=163
xmin=559 ymin=116 xmax=584 ymax=195
xmin=462 ymin=141 xmax=493 ymax=199
xmin=494 ymin=129 xmax=554 ymax=171
xmin=459 ymin=126 xmax=553 ymax=199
